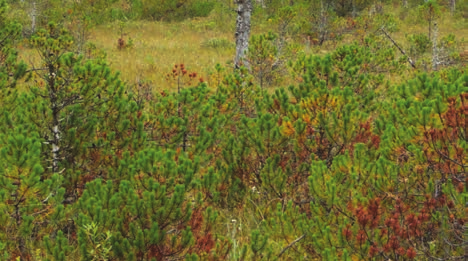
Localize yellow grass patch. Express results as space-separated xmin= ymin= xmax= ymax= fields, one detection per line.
xmin=90 ymin=20 xmax=235 ymax=91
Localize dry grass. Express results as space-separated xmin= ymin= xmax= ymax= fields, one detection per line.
xmin=15 ymin=4 xmax=468 ymax=93
xmin=90 ymin=19 xmax=235 ymax=91
xmin=393 ymin=6 xmax=468 ymax=42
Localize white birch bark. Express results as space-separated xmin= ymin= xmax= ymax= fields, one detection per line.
xmin=31 ymin=1 xmax=37 ymax=34
xmin=48 ymin=68 xmax=60 ymax=173
xmin=432 ymin=22 xmax=439 ymax=71
xmin=450 ymin=0 xmax=456 ymax=15
xmin=234 ymin=0 xmax=252 ymax=70
xmin=352 ymin=0 xmax=356 ymax=18
xmin=52 ymin=125 xmax=60 ymax=173
xmin=318 ymin=0 xmax=327 ymax=45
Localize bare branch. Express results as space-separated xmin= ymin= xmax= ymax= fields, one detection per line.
xmin=380 ymin=27 xmax=417 ymax=69
xmin=277 ymin=234 xmax=306 ymax=258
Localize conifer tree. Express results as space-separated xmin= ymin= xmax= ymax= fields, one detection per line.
xmin=20 ymin=23 xmax=205 ymax=261
xmin=0 ymin=0 xmax=27 ymax=93
xmin=0 ymin=2 xmax=55 ymax=258
xmin=73 ymin=148 xmax=203 ymax=260
xmin=0 ymin=122 xmax=64 ymax=259
xmin=26 ymin=22 xmax=145 ymax=195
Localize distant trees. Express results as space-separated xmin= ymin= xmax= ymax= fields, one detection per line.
xmin=252 ymin=0 xmax=373 ymax=17
xmin=135 ymin=0 xmax=215 ymax=21
xmin=418 ymin=0 xmax=440 ymax=40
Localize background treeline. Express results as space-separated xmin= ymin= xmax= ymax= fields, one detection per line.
xmin=1 ymin=0 xmax=468 ymax=260
xmin=7 ymin=0 xmax=468 ymax=30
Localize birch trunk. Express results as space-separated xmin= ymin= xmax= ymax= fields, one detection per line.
xmin=432 ymin=22 xmax=439 ymax=71
xmin=31 ymin=1 xmax=37 ymax=34
xmin=234 ymin=0 xmax=252 ymax=70
xmin=352 ymin=0 xmax=356 ymax=18
xmin=450 ymin=0 xmax=456 ymax=15
xmin=318 ymin=0 xmax=327 ymax=45
xmin=47 ymin=64 xmax=60 ymax=173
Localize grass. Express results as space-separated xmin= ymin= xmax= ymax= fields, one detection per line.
xmin=97 ymin=9 xmax=467 ymax=91
xmin=16 ymin=4 xmax=468 ymax=94
xmin=89 ymin=19 xmax=235 ymax=91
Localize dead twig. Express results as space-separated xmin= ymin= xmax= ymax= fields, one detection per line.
xmin=380 ymin=27 xmax=417 ymax=69
xmin=277 ymin=234 xmax=306 ymax=258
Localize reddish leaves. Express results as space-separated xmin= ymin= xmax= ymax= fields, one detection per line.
xmin=349 ymin=120 xmax=380 ymax=156
xmin=356 ymin=230 xmax=367 ymax=245
xmin=406 ymin=247 xmax=417 ymax=259
xmin=347 ymin=195 xmax=433 ymax=259
xmin=354 ymin=198 xmax=381 ymax=229
xmin=189 ymin=208 xmax=215 ymax=255
xmin=342 ymin=225 xmax=352 ymax=241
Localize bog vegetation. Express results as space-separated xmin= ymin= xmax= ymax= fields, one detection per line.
xmin=1 ymin=0 xmax=468 ymax=260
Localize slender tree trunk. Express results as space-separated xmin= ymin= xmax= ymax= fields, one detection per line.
xmin=234 ymin=0 xmax=252 ymax=70
xmin=432 ymin=22 xmax=439 ymax=71
xmin=450 ymin=0 xmax=456 ymax=15
xmin=403 ymin=0 xmax=408 ymax=8
xmin=31 ymin=1 xmax=37 ymax=34
xmin=318 ymin=0 xmax=327 ymax=46
xmin=428 ymin=20 xmax=431 ymax=40
xmin=352 ymin=0 xmax=356 ymax=18
xmin=47 ymin=63 xmax=60 ymax=173
xmin=381 ymin=28 xmax=416 ymax=69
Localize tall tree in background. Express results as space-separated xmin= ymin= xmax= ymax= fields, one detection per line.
xmin=450 ymin=0 xmax=456 ymax=15
xmin=419 ymin=0 xmax=440 ymax=40
xmin=234 ymin=0 xmax=252 ymax=69
xmin=18 ymin=0 xmax=60 ymax=36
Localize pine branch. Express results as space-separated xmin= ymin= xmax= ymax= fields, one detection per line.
xmin=277 ymin=234 xmax=305 ymax=258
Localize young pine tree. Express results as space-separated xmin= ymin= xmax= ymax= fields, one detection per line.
xmin=26 ymin=22 xmax=145 ymax=196
xmin=0 ymin=0 xmax=27 ymax=94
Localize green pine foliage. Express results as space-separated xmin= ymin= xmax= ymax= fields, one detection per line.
xmin=0 ymin=0 xmax=26 ymax=92
xmin=1 ymin=0 xmax=468 ymax=260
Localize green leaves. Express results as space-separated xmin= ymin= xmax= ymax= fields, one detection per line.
xmin=79 ymin=222 xmax=113 ymax=261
